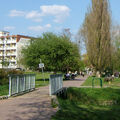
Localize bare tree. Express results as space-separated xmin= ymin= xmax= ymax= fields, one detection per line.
xmin=81 ymin=0 xmax=112 ymax=74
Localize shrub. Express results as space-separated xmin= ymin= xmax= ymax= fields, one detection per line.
xmin=0 ymin=69 xmax=23 ymax=85
xmin=8 ymin=69 xmax=24 ymax=75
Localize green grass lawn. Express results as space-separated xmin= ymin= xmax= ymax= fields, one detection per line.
xmin=52 ymin=88 xmax=120 ymax=120
xmin=0 ymin=84 xmax=9 ymax=96
xmin=82 ymin=76 xmax=120 ymax=88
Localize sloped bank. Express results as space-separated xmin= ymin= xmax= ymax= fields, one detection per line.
xmin=52 ymin=88 xmax=120 ymax=120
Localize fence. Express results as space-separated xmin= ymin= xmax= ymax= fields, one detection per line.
xmin=49 ymin=74 xmax=63 ymax=95
xmin=9 ymin=74 xmax=36 ymax=96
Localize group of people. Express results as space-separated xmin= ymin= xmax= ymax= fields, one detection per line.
xmin=65 ymin=71 xmax=78 ymax=80
xmin=79 ymin=71 xmax=85 ymax=77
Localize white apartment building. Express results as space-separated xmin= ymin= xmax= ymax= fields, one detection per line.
xmin=0 ymin=31 xmax=31 ymax=69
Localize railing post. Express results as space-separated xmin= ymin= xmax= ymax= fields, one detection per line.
xmin=49 ymin=77 xmax=51 ymax=96
xmin=17 ymin=76 xmax=19 ymax=93
xmin=29 ymin=75 xmax=30 ymax=89
xmin=23 ymin=75 xmax=25 ymax=91
xmin=9 ymin=76 xmax=11 ymax=96
xmin=34 ymin=75 xmax=35 ymax=88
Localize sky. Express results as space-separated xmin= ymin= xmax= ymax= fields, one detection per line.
xmin=0 ymin=0 xmax=120 ymax=38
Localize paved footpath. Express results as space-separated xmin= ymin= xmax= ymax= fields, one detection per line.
xmin=0 ymin=76 xmax=87 ymax=120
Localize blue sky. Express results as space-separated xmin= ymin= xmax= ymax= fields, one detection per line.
xmin=0 ymin=0 xmax=120 ymax=37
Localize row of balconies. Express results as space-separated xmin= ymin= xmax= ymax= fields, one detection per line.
xmin=0 ymin=53 xmax=16 ymax=56
xmin=0 ymin=40 xmax=16 ymax=44
xmin=0 ymin=37 xmax=16 ymax=40
xmin=0 ymin=46 xmax=16 ymax=50
xmin=0 ymin=60 xmax=16 ymax=63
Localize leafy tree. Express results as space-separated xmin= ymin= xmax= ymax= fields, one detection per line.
xmin=81 ymin=0 xmax=112 ymax=74
xmin=82 ymin=54 xmax=91 ymax=67
xmin=1 ymin=59 xmax=9 ymax=68
xmin=22 ymin=32 xmax=81 ymax=72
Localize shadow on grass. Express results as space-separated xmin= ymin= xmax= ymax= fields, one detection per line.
xmin=52 ymin=88 xmax=120 ymax=120
xmin=0 ymin=84 xmax=9 ymax=96
xmin=52 ymin=99 xmax=120 ymax=120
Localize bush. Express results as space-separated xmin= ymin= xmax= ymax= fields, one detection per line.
xmin=8 ymin=69 xmax=24 ymax=75
xmin=0 ymin=69 xmax=23 ymax=85
xmin=0 ymin=69 xmax=8 ymax=85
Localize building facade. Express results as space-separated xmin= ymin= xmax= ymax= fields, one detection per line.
xmin=0 ymin=31 xmax=31 ymax=69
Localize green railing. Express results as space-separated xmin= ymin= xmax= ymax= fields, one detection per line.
xmin=92 ymin=76 xmax=103 ymax=88
xmin=9 ymin=74 xmax=35 ymax=96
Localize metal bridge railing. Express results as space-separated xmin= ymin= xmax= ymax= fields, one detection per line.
xmin=49 ymin=74 xmax=63 ymax=95
xmin=9 ymin=74 xmax=36 ymax=96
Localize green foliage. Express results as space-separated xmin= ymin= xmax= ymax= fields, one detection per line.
xmin=79 ymin=60 xmax=86 ymax=70
xmin=52 ymin=88 xmax=120 ymax=120
xmin=0 ymin=85 xmax=9 ymax=96
xmin=67 ymin=88 xmax=120 ymax=104
xmin=22 ymin=32 xmax=81 ymax=72
xmin=0 ymin=69 xmax=8 ymax=85
xmin=112 ymin=34 xmax=120 ymax=71
xmin=51 ymin=97 xmax=59 ymax=108
xmin=81 ymin=0 xmax=112 ymax=72
xmin=0 ymin=69 xmax=23 ymax=85
xmin=1 ymin=59 xmax=9 ymax=67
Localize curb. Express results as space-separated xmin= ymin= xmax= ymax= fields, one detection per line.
xmin=0 ymin=95 xmax=9 ymax=100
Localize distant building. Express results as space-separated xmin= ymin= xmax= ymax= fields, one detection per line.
xmin=0 ymin=31 xmax=31 ymax=69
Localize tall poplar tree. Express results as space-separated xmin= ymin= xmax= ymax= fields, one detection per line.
xmin=81 ymin=0 xmax=112 ymax=73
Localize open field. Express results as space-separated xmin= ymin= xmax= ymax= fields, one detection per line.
xmin=52 ymin=87 xmax=120 ymax=120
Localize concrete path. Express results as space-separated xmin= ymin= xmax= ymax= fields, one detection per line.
xmin=63 ymin=75 xmax=88 ymax=88
xmin=0 ymin=75 xmax=87 ymax=120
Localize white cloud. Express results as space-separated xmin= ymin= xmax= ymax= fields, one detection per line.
xmin=4 ymin=26 xmax=15 ymax=30
xmin=9 ymin=10 xmax=25 ymax=17
xmin=40 ymin=5 xmax=70 ymax=23
xmin=25 ymin=10 xmax=42 ymax=22
xmin=26 ymin=11 xmax=41 ymax=19
xmin=28 ymin=24 xmax=51 ymax=31
xmin=9 ymin=5 xmax=70 ymax=23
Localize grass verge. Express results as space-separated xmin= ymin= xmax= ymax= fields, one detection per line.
xmin=0 ymin=85 xmax=9 ymax=96
xmin=52 ymin=88 xmax=120 ymax=120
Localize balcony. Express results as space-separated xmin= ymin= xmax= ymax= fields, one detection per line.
xmin=0 ymin=47 xmax=4 ymax=50
xmin=0 ymin=41 xmax=4 ymax=44
xmin=6 ymin=52 xmax=16 ymax=56
xmin=6 ymin=40 xmax=16 ymax=44
xmin=6 ymin=46 xmax=16 ymax=50
xmin=0 ymin=53 xmax=3 ymax=56
xmin=10 ymin=46 xmax=16 ymax=50
xmin=10 ymin=59 xmax=16 ymax=62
